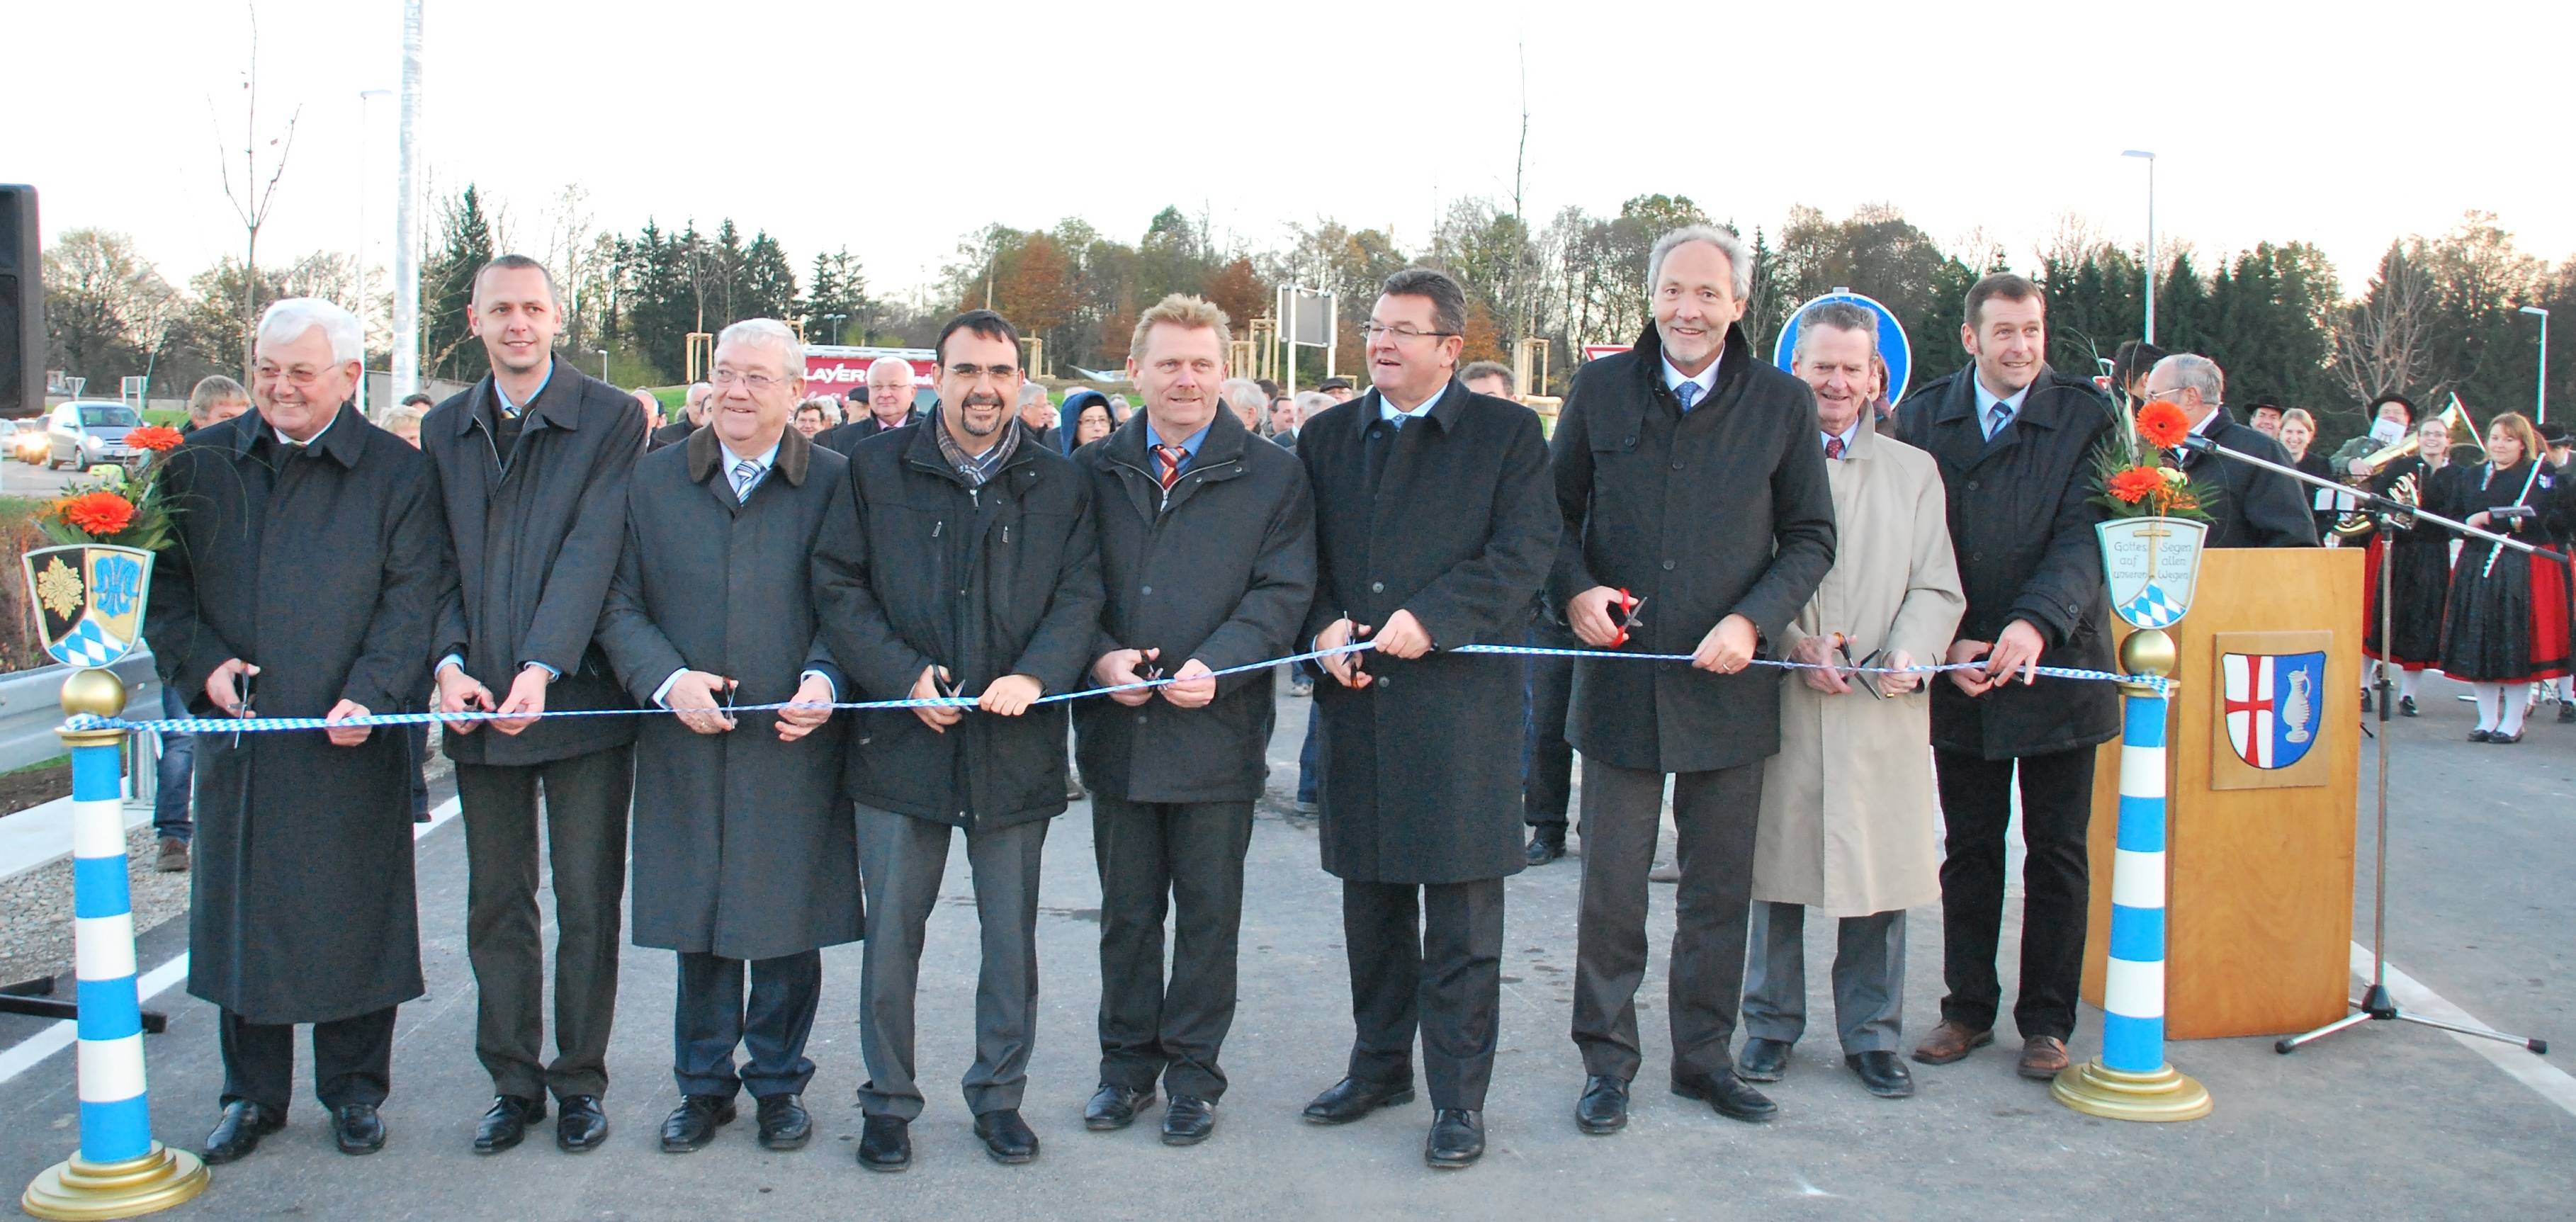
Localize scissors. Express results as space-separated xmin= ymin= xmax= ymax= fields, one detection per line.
xmin=1836 ymin=635 xmax=1887 ymax=700
xmin=1608 ymin=590 xmax=1647 ymax=648
xmin=1137 ymin=652 xmax=1165 ymax=687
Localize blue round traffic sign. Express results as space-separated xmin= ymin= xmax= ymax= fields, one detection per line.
xmin=1772 ymin=290 xmax=1913 ymax=408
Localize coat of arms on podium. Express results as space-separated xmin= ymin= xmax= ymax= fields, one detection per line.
xmin=2208 ymin=630 xmax=2334 ymax=791
xmin=2098 ymin=517 xmax=2208 ymax=630
xmin=20 ymin=544 xmax=154 ymax=669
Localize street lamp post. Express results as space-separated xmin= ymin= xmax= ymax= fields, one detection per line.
xmin=2521 ymin=305 xmax=2549 ymax=424
xmin=824 ymin=313 xmax=847 ymax=346
xmin=356 ymin=88 xmax=391 ymax=414
xmin=2123 ymin=149 xmax=2157 ymax=345
xmin=595 ymin=349 xmax=610 ymax=385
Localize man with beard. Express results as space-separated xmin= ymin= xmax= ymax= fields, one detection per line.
xmin=149 ymin=297 xmax=450 ymax=1162
xmin=815 ymin=309 xmax=1103 ymax=1171
xmin=422 ymin=254 xmax=647 ymax=1155
xmin=816 ymin=356 xmax=923 ymax=454
xmin=1296 ymin=268 xmax=1557 ymax=1169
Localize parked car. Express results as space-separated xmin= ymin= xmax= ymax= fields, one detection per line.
xmin=45 ymin=401 xmax=145 ymax=471
xmin=11 ymin=419 xmax=45 ymax=464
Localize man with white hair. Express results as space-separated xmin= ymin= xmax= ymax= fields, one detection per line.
xmin=650 ymin=382 xmax=718 ymax=451
xmin=1015 ymin=382 xmax=1062 ymax=451
xmin=816 ymin=356 xmax=922 ymax=455
xmin=1219 ymin=378 xmax=1264 ymax=434
xmin=2140 ymin=353 xmax=2316 ymax=548
xmin=148 ymin=297 xmax=453 ymax=1163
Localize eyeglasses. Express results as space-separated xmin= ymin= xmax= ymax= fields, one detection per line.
xmin=1360 ymin=322 xmax=1457 ymax=343
xmin=711 ymin=368 xmax=787 ymax=392
xmin=945 ymin=363 xmax=1020 ymax=383
xmin=254 ymin=365 xmax=332 ymax=387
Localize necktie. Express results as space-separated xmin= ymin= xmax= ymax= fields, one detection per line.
xmin=731 ymin=457 xmax=762 ymax=499
xmin=1154 ymin=443 xmax=1184 ymax=491
xmin=1986 ymin=402 xmax=2012 ymax=440
xmin=1825 ymin=436 xmax=1846 ymax=460
xmin=1388 ymin=414 xmax=1408 ymax=431
xmin=1676 ymin=381 xmax=1703 ymax=413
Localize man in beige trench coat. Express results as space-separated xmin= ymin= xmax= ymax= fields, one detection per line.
xmin=1741 ymin=302 xmax=1964 ymax=1099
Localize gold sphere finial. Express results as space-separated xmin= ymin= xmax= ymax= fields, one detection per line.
xmin=59 ymin=667 xmax=129 ymax=721
xmin=2120 ymin=628 xmax=2178 ymax=679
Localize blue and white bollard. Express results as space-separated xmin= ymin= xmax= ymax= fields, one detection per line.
xmin=2051 ymin=628 xmax=2212 ymax=1122
xmin=21 ymin=668 xmax=208 ymax=1220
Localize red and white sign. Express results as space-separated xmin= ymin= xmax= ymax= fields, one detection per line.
xmin=1581 ymin=344 xmax=1632 ymax=363
xmin=803 ymin=345 xmax=935 ymax=392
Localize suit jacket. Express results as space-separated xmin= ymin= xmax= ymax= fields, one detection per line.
xmin=2179 ymin=411 xmax=2319 ymax=548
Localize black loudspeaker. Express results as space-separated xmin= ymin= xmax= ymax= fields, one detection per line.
xmin=0 ymin=185 xmax=38 ymax=419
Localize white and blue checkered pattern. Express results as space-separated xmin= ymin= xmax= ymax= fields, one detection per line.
xmin=2121 ymin=583 xmax=2184 ymax=629
xmin=47 ymin=619 xmax=128 ymax=668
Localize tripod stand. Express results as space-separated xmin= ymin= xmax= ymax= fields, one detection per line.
xmin=2176 ymin=435 xmax=2549 ymax=1057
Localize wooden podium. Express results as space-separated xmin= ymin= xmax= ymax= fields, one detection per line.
xmin=2080 ymin=547 xmax=2360 ymax=1039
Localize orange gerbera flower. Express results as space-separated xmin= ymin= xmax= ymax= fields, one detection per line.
xmin=2106 ymin=466 xmax=2164 ymax=505
xmin=55 ymin=491 xmax=136 ymax=537
xmin=2135 ymin=400 xmax=2191 ymax=449
xmin=125 ymin=424 xmax=185 ymax=453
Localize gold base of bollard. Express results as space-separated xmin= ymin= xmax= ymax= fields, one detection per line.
xmin=2050 ymin=1058 xmax=2212 ymax=1123
xmin=21 ymin=1143 xmax=209 ymax=1221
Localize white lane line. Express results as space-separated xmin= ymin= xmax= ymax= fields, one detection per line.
xmin=0 ymin=796 xmax=460 ymax=1087
xmin=2349 ymin=942 xmax=2576 ymax=1118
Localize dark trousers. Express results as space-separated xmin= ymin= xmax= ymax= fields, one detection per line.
xmin=854 ymin=806 xmax=1048 ymax=1119
xmin=1092 ymin=795 xmax=1254 ymax=1101
xmin=1931 ymin=745 xmax=2094 ymax=1041
xmin=218 ymin=1005 xmax=397 ymax=1115
xmin=152 ymin=686 xmax=193 ymax=843
xmin=1741 ymin=904 xmax=1908 ymax=1055
xmin=1522 ymin=620 xmax=1576 ymax=829
xmin=673 ymin=949 xmax=821 ymax=1099
xmin=1571 ymin=756 xmax=1763 ymax=1082
xmin=1341 ymin=877 xmax=1505 ymax=1111
xmin=1295 ymin=703 xmax=1322 ymax=805
xmin=402 ymin=724 xmax=429 ymax=821
xmin=456 ymin=743 xmax=635 ymax=1102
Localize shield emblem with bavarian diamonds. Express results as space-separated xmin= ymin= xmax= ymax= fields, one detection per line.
xmin=21 ymin=544 xmax=155 ymax=668
xmin=2097 ymin=517 xmax=2208 ymax=631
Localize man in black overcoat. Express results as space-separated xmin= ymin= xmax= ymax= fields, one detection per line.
xmin=2142 ymin=352 xmax=2317 ymax=548
xmin=815 ymin=356 xmax=924 ymax=456
xmin=813 ymin=310 xmax=1104 ymax=1172
xmin=646 ymin=381 xmax=711 ymax=451
xmin=1294 ymin=269 xmax=1557 ymax=1170
xmin=1891 ymin=274 xmax=2118 ymax=1081
xmin=595 ymin=319 xmax=862 ymax=1156
xmin=421 ymin=256 xmax=646 ymax=1155
xmin=1073 ymin=295 xmax=1316 ymax=1145
xmin=1549 ymin=227 xmax=1837 ymax=1132
xmin=149 ymin=298 xmax=452 ymax=1163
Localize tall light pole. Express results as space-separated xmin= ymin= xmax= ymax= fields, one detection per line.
xmin=392 ymin=0 xmax=425 ymax=400
xmin=2123 ymin=149 xmax=2157 ymax=344
xmin=2521 ymin=305 xmax=2549 ymax=424
xmin=595 ymin=348 xmax=610 ymax=384
xmin=356 ymin=88 xmax=390 ymax=414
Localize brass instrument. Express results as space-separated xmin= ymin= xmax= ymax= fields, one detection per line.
xmin=2329 ymin=397 xmax=2482 ymax=538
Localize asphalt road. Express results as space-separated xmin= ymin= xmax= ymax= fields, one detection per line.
xmin=0 ymin=455 xmax=101 ymax=499
xmin=0 ymin=671 xmax=2566 ymax=1220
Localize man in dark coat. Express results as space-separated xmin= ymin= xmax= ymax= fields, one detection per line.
xmin=1549 ymin=227 xmax=1837 ymax=1132
xmin=1891 ymin=273 xmax=2118 ymax=1081
xmin=1461 ymin=360 xmax=1577 ymax=866
xmin=422 ymin=256 xmax=646 ymax=1155
xmin=1072 ymin=295 xmax=1316 ymax=1145
xmin=149 ymin=298 xmax=451 ymax=1163
xmin=594 ymin=319 xmax=861 ymax=1157
xmin=815 ymin=356 xmax=925 ymax=456
xmin=646 ymin=382 xmax=711 ymax=451
xmin=813 ymin=309 xmax=1104 ymax=1172
xmin=2142 ymin=353 xmax=2317 ymax=548
xmin=1294 ymin=269 xmax=1558 ymax=1170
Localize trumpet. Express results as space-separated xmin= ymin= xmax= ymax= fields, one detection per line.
xmin=2329 ymin=397 xmax=2481 ymax=539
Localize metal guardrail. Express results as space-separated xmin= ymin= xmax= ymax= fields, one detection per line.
xmin=0 ymin=648 xmax=159 ymax=774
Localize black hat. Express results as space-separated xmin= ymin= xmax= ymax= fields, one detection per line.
xmin=2540 ymin=422 xmax=2570 ymax=445
xmin=1317 ymin=376 xmax=1355 ymax=392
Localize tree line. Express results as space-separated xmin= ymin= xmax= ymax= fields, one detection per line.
xmin=40 ymin=188 xmax=2575 ymax=444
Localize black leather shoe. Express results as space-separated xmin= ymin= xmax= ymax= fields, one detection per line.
xmin=1737 ymin=1037 xmax=1792 ymax=1082
xmin=1084 ymin=1083 xmax=1153 ymax=1131
xmin=2402 ymin=695 xmax=2422 ymax=717
xmin=473 ymin=1095 xmax=543 ymax=1154
xmin=1424 ymin=1109 xmax=1484 ymax=1169
xmin=332 ymin=1103 xmax=387 ymax=1155
xmin=1525 ymin=827 xmax=1566 ymax=866
xmin=1301 ymin=1076 xmax=1415 ymax=1125
xmin=2469 ymin=728 xmax=2494 ymax=742
xmin=1574 ymin=1075 xmax=1628 ymax=1135
xmin=2359 ymin=689 xmax=2374 ymax=712
xmin=1673 ymin=1070 xmax=1778 ymax=1123
xmin=1847 ymin=1051 xmax=1916 ymax=1099
xmin=2493 ymin=728 xmax=2525 ymax=745
xmin=556 ymin=1094 xmax=608 ymax=1152
xmin=2558 ymin=702 xmax=2574 ymax=724
xmin=659 ymin=1094 xmax=736 ymax=1153
xmin=756 ymin=1094 xmax=811 ymax=1150
xmin=857 ymin=1116 xmax=910 ymax=1172
xmin=1161 ymin=1095 xmax=1215 ymax=1145
xmin=973 ymin=1109 xmax=1039 ymax=1165
xmin=201 ymin=1100 xmax=284 ymax=1165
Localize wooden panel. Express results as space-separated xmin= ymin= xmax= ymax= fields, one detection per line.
xmin=2081 ymin=547 xmax=2359 ymax=1039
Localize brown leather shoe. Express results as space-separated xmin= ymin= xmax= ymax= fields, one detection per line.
xmin=1910 ymin=1020 xmax=1992 ymax=1065
xmin=2017 ymin=1035 xmax=2070 ymax=1080
xmin=155 ymin=837 xmax=189 ymax=873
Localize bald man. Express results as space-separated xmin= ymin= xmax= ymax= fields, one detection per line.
xmin=817 ymin=358 xmax=924 ymax=456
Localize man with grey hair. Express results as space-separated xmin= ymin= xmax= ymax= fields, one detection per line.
xmin=1458 ymin=361 xmax=1515 ymax=400
xmin=650 ymin=381 xmax=718 ymax=451
xmin=2140 ymin=353 xmax=2315 ymax=547
xmin=1549 ymin=225 xmax=1836 ymax=1132
xmin=1220 ymin=378 xmax=1265 ymax=434
xmin=818 ymin=356 xmax=924 ymax=454
xmin=151 ymin=296 xmax=451 ymax=1163
xmin=1015 ymin=382 xmax=1061 ymax=451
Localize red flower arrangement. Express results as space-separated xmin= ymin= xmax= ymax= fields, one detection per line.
xmin=34 ymin=422 xmax=183 ymax=549
xmin=2134 ymin=400 xmax=2191 ymax=450
xmin=54 ymin=491 xmax=137 ymax=537
xmin=2088 ymin=397 xmax=2212 ymax=521
xmin=2105 ymin=467 xmax=2166 ymax=505
xmin=125 ymin=424 xmax=185 ymax=453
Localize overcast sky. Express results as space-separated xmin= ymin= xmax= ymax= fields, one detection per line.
xmin=15 ymin=0 xmax=2572 ymax=312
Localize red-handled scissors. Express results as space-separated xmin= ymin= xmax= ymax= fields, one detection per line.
xmin=1609 ymin=590 xmax=1646 ymax=648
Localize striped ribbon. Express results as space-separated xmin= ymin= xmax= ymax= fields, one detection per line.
xmin=72 ymin=640 xmax=2163 ymax=736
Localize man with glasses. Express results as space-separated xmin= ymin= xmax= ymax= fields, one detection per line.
xmin=815 ymin=309 xmax=1104 ymax=1172
xmin=1295 ymin=268 xmax=1557 ymax=1170
xmin=2145 ymin=353 xmax=2315 ymax=548
xmin=817 ymin=357 xmax=923 ymax=454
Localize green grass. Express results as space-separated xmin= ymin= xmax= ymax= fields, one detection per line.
xmin=1 ymin=753 xmax=67 ymax=777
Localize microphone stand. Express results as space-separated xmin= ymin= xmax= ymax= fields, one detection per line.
xmin=2175 ymin=434 xmax=2550 ymax=1056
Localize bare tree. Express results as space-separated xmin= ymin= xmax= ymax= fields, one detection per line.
xmin=2334 ymin=241 xmax=2441 ymax=406
xmin=210 ymin=2 xmax=301 ymax=376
